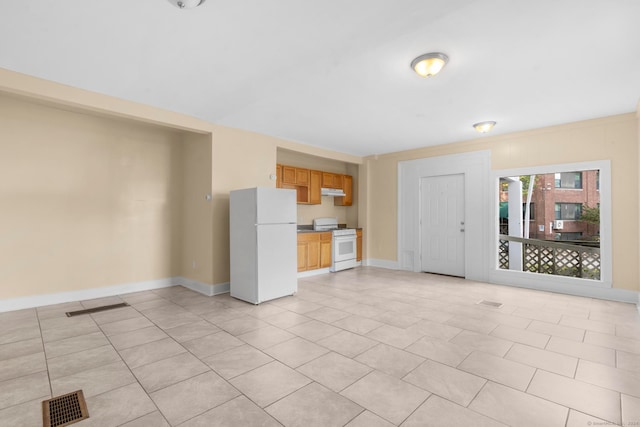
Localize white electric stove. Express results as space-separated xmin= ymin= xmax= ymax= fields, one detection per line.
xmin=313 ymin=218 xmax=358 ymax=272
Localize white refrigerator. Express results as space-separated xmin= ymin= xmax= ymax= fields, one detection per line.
xmin=230 ymin=187 xmax=298 ymax=304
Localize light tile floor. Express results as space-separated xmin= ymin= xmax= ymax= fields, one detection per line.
xmin=1 ymin=267 xmax=639 ymax=426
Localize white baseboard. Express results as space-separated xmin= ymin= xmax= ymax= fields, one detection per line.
xmin=367 ymin=261 xmax=640 ymax=310
xmin=297 ymin=268 xmax=331 ymax=278
xmin=488 ymin=271 xmax=640 ymax=305
xmin=0 ymin=276 xmax=233 ymax=313
xmin=175 ymin=277 xmax=230 ymax=297
xmin=365 ymin=258 xmax=400 ymax=270
xmin=2 ymin=270 xmax=637 ymax=313
xmin=0 ymin=277 xmax=177 ymax=313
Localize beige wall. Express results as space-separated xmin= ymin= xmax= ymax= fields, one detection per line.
xmin=364 ymin=113 xmax=639 ymax=292
xmin=2 ymin=68 xmax=637 ymax=302
xmin=180 ymin=133 xmax=213 ymax=284
xmin=0 ymin=70 xmax=362 ymax=303
xmin=210 ymin=126 xmax=278 ymax=285
xmin=0 ymin=94 xmax=185 ymax=299
xmin=0 ymin=70 xmax=361 ymax=301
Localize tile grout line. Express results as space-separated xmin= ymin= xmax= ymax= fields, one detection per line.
xmin=3 ymin=269 xmax=637 ymax=425
xmin=92 ymin=297 xmax=172 ymax=426
xmin=35 ymin=307 xmax=54 ymax=400
xmin=131 ymin=291 xmax=289 ymax=423
xmin=149 ymin=291 xmax=301 ymax=426
xmin=462 ymin=379 xmax=508 ymax=425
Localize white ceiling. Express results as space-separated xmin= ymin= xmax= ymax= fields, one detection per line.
xmin=1 ymin=0 xmax=639 ymax=156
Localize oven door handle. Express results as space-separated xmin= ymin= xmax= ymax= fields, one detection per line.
xmin=333 ymin=235 xmax=356 ymax=242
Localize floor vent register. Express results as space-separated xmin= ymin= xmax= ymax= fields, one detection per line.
xmin=42 ymin=390 xmax=89 ymax=427
xmin=476 ymin=299 xmax=503 ymax=308
xmin=65 ymin=302 xmax=129 ymax=317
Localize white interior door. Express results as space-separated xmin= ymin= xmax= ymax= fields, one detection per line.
xmin=420 ymin=174 xmax=465 ymax=277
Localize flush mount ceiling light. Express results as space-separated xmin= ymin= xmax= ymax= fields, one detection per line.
xmin=168 ymin=0 xmax=206 ymax=9
xmin=410 ymin=52 xmax=449 ymax=78
xmin=473 ymin=121 xmax=497 ymax=133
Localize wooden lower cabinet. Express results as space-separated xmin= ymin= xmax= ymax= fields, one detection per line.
xmin=298 ymin=232 xmax=332 ymax=272
xmin=320 ymin=233 xmax=332 ymax=268
xmin=356 ymin=229 xmax=362 ymax=261
xmin=296 ymin=242 xmax=307 ymax=271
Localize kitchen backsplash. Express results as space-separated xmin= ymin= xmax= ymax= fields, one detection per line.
xmin=296 ymin=195 xmax=351 ymax=225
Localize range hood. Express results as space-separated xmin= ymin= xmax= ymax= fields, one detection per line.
xmin=321 ymin=187 xmax=346 ymax=197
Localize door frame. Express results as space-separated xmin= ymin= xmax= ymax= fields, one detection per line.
xmin=398 ymin=150 xmax=491 ymax=282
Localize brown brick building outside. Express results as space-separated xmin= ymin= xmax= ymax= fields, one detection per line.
xmin=500 ymin=170 xmax=600 ymax=242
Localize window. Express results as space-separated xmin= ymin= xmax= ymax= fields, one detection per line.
xmin=555 ymin=203 xmax=582 ymax=220
xmin=555 ymin=172 xmax=582 ymax=189
xmin=495 ymin=162 xmax=609 ymax=286
xmin=557 ymin=232 xmax=583 ymax=241
xmin=498 ymin=202 xmax=535 ymax=220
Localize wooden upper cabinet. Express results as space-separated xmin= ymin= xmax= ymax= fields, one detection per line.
xmin=277 ymin=163 xmax=351 ymax=206
xmin=334 ymin=174 xmax=352 ymax=206
xmin=278 ymin=165 xmax=316 ymax=204
xmin=332 ymin=174 xmax=343 ymax=189
xmin=282 ymin=166 xmax=309 ymax=185
xmin=321 ymin=172 xmax=333 ymax=188
xmin=296 ymin=168 xmax=309 ymax=185
xmin=282 ymin=166 xmax=297 ymax=185
xmin=309 ymin=170 xmax=322 ymax=205
xmin=321 ymin=172 xmax=344 ymax=189
xmin=322 ymin=172 xmax=338 ymax=189
xmin=276 ymin=164 xmax=282 ymax=188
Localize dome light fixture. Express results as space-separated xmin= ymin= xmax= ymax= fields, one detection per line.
xmin=473 ymin=121 xmax=497 ymax=133
xmin=411 ymin=52 xmax=449 ymax=78
xmin=168 ymin=0 xmax=206 ymax=9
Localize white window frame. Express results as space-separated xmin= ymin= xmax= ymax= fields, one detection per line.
xmin=490 ymin=160 xmax=612 ymax=290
